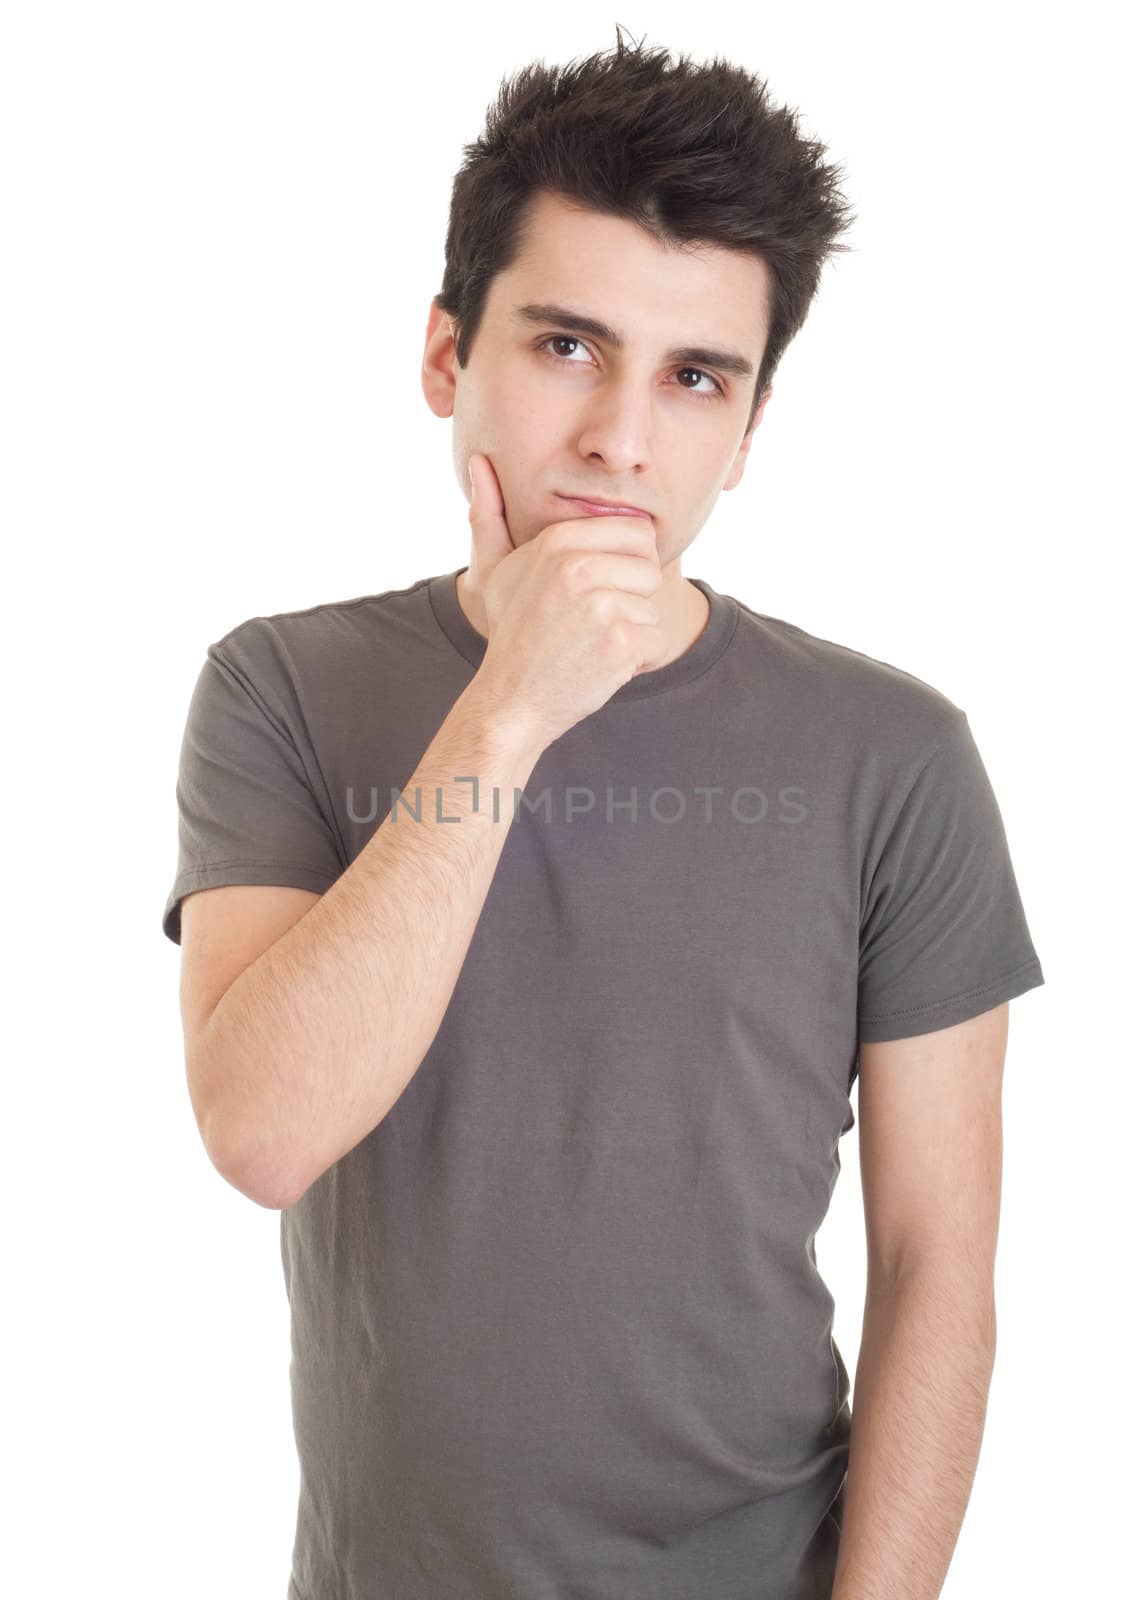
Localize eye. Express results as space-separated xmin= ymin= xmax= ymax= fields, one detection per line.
xmin=535 ymin=334 xmax=724 ymax=402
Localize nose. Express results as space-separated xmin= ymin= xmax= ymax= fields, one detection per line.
xmin=573 ymin=374 xmax=653 ymax=476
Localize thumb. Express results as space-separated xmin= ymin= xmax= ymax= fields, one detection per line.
xmin=467 ymin=453 xmax=514 ymax=579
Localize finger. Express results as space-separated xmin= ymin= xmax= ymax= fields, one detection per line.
xmin=467 ymin=453 xmax=515 ymax=575
xmin=561 ymin=551 xmax=664 ymax=598
xmin=548 ymin=514 xmax=660 ymax=566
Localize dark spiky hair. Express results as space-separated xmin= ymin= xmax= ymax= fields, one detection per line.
xmin=434 ymin=25 xmax=856 ymax=436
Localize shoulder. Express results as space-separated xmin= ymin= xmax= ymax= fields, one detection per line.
xmin=726 ymin=592 xmax=969 ymax=763
xmin=206 ymin=574 xmax=441 ymax=685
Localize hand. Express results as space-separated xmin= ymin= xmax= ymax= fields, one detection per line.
xmin=464 ymin=452 xmax=669 ymax=750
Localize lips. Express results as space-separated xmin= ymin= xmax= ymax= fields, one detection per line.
xmin=557 ymin=494 xmax=652 ymax=520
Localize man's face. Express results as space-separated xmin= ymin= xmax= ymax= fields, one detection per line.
xmin=424 ymin=190 xmax=772 ymax=568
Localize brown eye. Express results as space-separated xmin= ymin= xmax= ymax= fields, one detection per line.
xmin=536 ymin=335 xmax=724 ymax=401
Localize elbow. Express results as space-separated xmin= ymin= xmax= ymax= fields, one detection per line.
xmin=227 ymin=1153 xmax=299 ymax=1212
xmin=187 ymin=1035 xmax=301 ymax=1211
xmin=202 ymin=1104 xmax=302 ymax=1212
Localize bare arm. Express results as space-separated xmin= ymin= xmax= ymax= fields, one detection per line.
xmin=189 ymin=680 xmax=545 ymax=1210
xmin=831 ymin=1003 xmax=1008 ymax=1600
xmin=183 ymin=456 xmax=667 ymax=1211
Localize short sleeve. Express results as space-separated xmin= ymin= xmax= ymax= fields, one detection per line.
xmin=856 ymin=710 xmax=1045 ymax=1042
xmin=161 ymin=633 xmax=345 ymax=945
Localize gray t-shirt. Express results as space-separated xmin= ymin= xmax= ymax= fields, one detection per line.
xmin=162 ymin=568 xmax=1045 ymax=1600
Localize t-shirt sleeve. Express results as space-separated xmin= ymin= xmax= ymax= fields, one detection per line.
xmin=856 ymin=709 xmax=1045 ymax=1042
xmin=161 ymin=631 xmax=345 ymax=945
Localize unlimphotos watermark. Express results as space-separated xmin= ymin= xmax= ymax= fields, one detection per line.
xmin=345 ymin=779 xmax=811 ymax=826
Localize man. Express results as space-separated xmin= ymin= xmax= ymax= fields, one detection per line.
xmin=163 ymin=29 xmax=1044 ymax=1600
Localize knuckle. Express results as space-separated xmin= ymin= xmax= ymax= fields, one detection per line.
xmin=607 ymin=618 xmax=631 ymax=654
xmin=560 ymin=553 xmax=591 ymax=591
xmin=544 ymin=522 xmax=571 ymax=552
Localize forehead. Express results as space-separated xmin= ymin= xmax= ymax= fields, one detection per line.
xmin=490 ymin=190 xmax=769 ymax=343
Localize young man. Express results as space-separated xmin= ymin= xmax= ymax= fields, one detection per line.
xmin=163 ymin=30 xmax=1045 ymax=1600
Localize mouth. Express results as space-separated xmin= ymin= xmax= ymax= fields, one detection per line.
xmin=556 ymin=493 xmax=653 ymax=521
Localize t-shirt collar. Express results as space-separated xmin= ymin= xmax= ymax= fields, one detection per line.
xmin=427 ymin=567 xmax=737 ymax=702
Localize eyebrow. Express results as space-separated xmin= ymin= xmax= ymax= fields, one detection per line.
xmin=512 ymin=301 xmax=756 ymax=384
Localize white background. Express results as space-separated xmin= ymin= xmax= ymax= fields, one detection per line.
xmin=4 ymin=3 xmax=1138 ymax=1596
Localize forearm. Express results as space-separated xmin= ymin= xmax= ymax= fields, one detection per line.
xmin=830 ymin=1264 xmax=997 ymax=1600
xmin=196 ymin=678 xmax=546 ymax=1208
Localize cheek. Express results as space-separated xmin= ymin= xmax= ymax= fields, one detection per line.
xmin=483 ymin=369 xmax=558 ymax=451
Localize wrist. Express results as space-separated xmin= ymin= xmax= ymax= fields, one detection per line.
xmin=453 ymin=677 xmax=550 ymax=770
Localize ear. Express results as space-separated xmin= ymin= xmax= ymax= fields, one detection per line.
xmin=421 ymin=298 xmax=460 ymax=419
xmin=724 ymin=386 xmax=773 ymax=492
